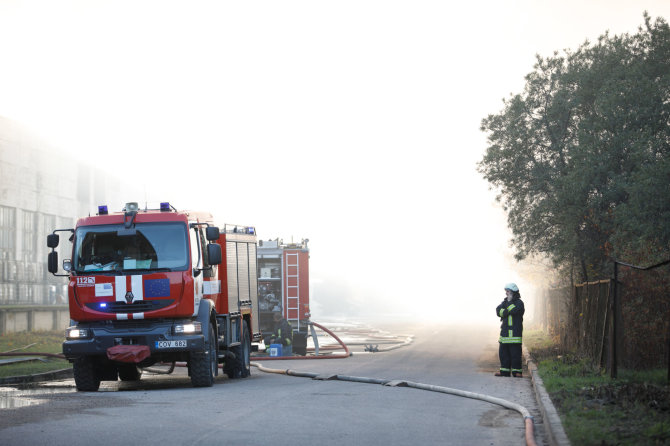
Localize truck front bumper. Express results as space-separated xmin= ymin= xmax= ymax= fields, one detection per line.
xmin=62 ymin=320 xmax=205 ymax=361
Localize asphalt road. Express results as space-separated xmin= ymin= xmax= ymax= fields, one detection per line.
xmin=0 ymin=322 xmax=548 ymax=445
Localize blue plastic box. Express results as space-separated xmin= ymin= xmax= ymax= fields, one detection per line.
xmin=269 ymin=343 xmax=282 ymax=357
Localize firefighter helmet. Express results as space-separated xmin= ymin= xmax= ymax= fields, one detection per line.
xmin=504 ymin=283 xmax=519 ymax=292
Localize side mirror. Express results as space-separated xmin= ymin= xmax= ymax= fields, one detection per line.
xmin=63 ymin=260 xmax=72 ymax=272
xmin=47 ymin=234 xmax=60 ymax=248
xmin=206 ymin=226 xmax=220 ymax=241
xmin=46 ymin=228 xmax=74 ymax=277
xmin=207 ymin=243 xmax=222 ymax=265
xmin=48 ymin=252 xmax=59 ymax=274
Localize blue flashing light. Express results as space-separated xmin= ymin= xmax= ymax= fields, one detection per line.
xmin=99 ymin=303 xmax=107 ymax=308
xmin=160 ymin=202 xmax=171 ymax=212
xmin=248 ymin=227 xmax=255 ymax=235
xmin=98 ymin=205 xmax=108 ymax=215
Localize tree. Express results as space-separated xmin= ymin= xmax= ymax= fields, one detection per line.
xmin=478 ymin=13 xmax=670 ymax=282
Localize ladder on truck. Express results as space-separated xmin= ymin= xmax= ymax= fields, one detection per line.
xmin=285 ymin=252 xmax=300 ymax=331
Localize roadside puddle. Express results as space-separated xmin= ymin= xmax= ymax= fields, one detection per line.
xmin=0 ymin=388 xmax=45 ymax=409
xmin=0 ymin=385 xmax=73 ymax=409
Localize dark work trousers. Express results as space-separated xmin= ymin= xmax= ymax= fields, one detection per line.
xmin=498 ymin=343 xmax=522 ymax=375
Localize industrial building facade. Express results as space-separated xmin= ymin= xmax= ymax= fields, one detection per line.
xmin=0 ymin=116 xmax=137 ymax=305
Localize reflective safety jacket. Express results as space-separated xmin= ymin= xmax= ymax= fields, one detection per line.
xmin=496 ymin=296 xmax=524 ymax=344
xmin=272 ymin=318 xmax=293 ymax=346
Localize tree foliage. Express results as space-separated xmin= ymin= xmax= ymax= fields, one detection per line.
xmin=478 ymin=13 xmax=670 ymax=282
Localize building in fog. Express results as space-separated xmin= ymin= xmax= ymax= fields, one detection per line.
xmin=0 ymin=116 xmax=139 ymax=305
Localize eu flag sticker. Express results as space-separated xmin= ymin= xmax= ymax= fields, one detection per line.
xmin=144 ymin=279 xmax=170 ymax=298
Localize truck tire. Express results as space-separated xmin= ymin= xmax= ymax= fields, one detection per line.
xmin=73 ymin=357 xmax=101 ymax=392
xmin=118 ymin=364 xmax=142 ymax=381
xmin=190 ymin=323 xmax=217 ymax=387
xmin=225 ymin=320 xmax=251 ymax=379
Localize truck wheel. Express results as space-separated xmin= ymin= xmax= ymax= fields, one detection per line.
xmin=73 ymin=357 xmax=101 ymax=392
xmin=190 ymin=323 xmax=217 ymax=387
xmin=225 ymin=321 xmax=251 ymax=379
xmin=118 ymin=364 xmax=142 ymax=381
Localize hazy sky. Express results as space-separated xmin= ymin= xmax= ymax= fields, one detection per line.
xmin=1 ymin=1 xmax=669 ymax=322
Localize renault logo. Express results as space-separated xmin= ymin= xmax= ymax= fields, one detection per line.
xmin=125 ymin=291 xmax=134 ymax=304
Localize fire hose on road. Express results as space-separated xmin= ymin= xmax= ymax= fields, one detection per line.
xmin=253 ymin=321 xmax=352 ymax=360
xmin=251 ymin=321 xmax=538 ymax=446
xmin=250 ymin=361 xmax=537 ymax=446
xmin=0 ymin=352 xmax=65 ymax=359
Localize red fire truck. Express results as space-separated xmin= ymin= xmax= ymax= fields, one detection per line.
xmin=257 ymin=238 xmax=310 ymax=355
xmin=47 ymin=202 xmax=259 ymax=391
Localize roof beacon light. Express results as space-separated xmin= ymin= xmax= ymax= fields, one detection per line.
xmin=98 ymin=205 xmax=108 ymax=215
xmin=160 ymin=202 xmax=171 ymax=212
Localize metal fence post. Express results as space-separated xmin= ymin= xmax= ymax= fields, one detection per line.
xmin=610 ymin=261 xmax=618 ymax=379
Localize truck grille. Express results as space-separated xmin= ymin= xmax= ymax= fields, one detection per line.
xmin=85 ymin=299 xmax=174 ymax=314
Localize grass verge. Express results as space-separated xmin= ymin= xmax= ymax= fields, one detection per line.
xmin=0 ymin=330 xmax=70 ymax=378
xmin=525 ymin=329 xmax=670 ymax=446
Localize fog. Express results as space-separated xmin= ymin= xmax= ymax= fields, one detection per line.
xmin=1 ymin=0 xmax=669 ymax=324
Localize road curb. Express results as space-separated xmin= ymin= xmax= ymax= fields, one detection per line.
xmin=523 ymin=347 xmax=571 ymax=446
xmin=0 ymin=367 xmax=73 ymax=386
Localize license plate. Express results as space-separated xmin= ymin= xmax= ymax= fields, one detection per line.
xmin=155 ymin=340 xmax=187 ymax=349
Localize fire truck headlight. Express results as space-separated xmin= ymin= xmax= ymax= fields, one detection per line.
xmin=174 ymin=322 xmax=202 ymax=335
xmin=66 ymin=327 xmax=91 ymax=340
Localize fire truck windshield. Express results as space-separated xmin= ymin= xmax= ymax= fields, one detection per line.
xmin=73 ymin=222 xmax=189 ymax=273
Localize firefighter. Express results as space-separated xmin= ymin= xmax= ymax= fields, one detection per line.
xmin=267 ymin=312 xmax=293 ymax=355
xmin=495 ymin=283 xmax=525 ymax=377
